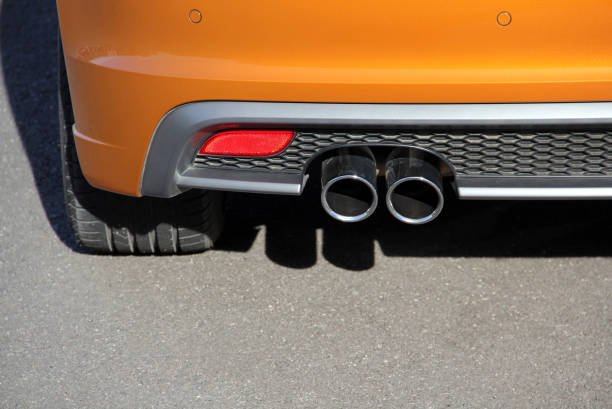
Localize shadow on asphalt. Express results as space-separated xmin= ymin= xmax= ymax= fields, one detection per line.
xmin=1 ymin=0 xmax=78 ymax=250
xmin=2 ymin=0 xmax=612 ymax=267
xmin=218 ymin=183 xmax=612 ymax=270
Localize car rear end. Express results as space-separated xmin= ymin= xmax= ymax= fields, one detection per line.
xmin=57 ymin=0 xmax=612 ymax=253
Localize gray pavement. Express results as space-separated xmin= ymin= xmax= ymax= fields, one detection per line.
xmin=0 ymin=1 xmax=611 ymax=408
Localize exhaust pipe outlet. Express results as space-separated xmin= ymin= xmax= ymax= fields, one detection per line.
xmin=385 ymin=153 xmax=444 ymax=224
xmin=321 ymin=148 xmax=378 ymax=222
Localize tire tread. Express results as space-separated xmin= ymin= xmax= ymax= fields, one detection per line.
xmin=58 ymin=37 xmax=224 ymax=255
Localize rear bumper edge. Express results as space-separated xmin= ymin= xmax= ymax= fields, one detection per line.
xmin=141 ymin=101 xmax=612 ymax=199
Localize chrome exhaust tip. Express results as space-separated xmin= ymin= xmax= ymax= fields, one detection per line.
xmin=321 ymin=148 xmax=378 ymax=223
xmin=385 ymin=154 xmax=444 ymax=225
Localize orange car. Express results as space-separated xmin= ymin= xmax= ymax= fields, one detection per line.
xmin=57 ymin=1 xmax=612 ymax=254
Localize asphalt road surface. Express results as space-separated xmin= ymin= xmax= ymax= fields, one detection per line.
xmin=1 ymin=1 xmax=611 ymax=408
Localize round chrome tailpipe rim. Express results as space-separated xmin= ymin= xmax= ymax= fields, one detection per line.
xmin=322 ymin=175 xmax=378 ymax=222
xmin=321 ymin=148 xmax=378 ymax=223
xmin=385 ymin=154 xmax=444 ymax=225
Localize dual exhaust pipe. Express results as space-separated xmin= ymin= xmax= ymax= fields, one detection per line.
xmin=321 ymin=148 xmax=444 ymax=224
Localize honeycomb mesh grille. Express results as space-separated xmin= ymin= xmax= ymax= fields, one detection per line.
xmin=194 ymin=129 xmax=612 ymax=176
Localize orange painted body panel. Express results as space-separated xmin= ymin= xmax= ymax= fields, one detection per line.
xmin=57 ymin=0 xmax=612 ymax=196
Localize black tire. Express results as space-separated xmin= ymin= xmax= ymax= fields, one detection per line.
xmin=58 ymin=41 xmax=224 ymax=254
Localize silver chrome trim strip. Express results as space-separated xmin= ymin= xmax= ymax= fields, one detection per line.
xmin=175 ymin=167 xmax=304 ymax=195
xmin=176 ymin=174 xmax=303 ymax=195
xmin=141 ymin=101 xmax=612 ymax=198
xmin=459 ymin=187 xmax=612 ymax=200
xmin=161 ymin=101 xmax=612 ymax=129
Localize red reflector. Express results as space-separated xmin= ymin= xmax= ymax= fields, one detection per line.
xmin=199 ymin=130 xmax=295 ymax=157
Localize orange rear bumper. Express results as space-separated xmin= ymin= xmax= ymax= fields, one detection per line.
xmin=57 ymin=0 xmax=612 ymax=196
